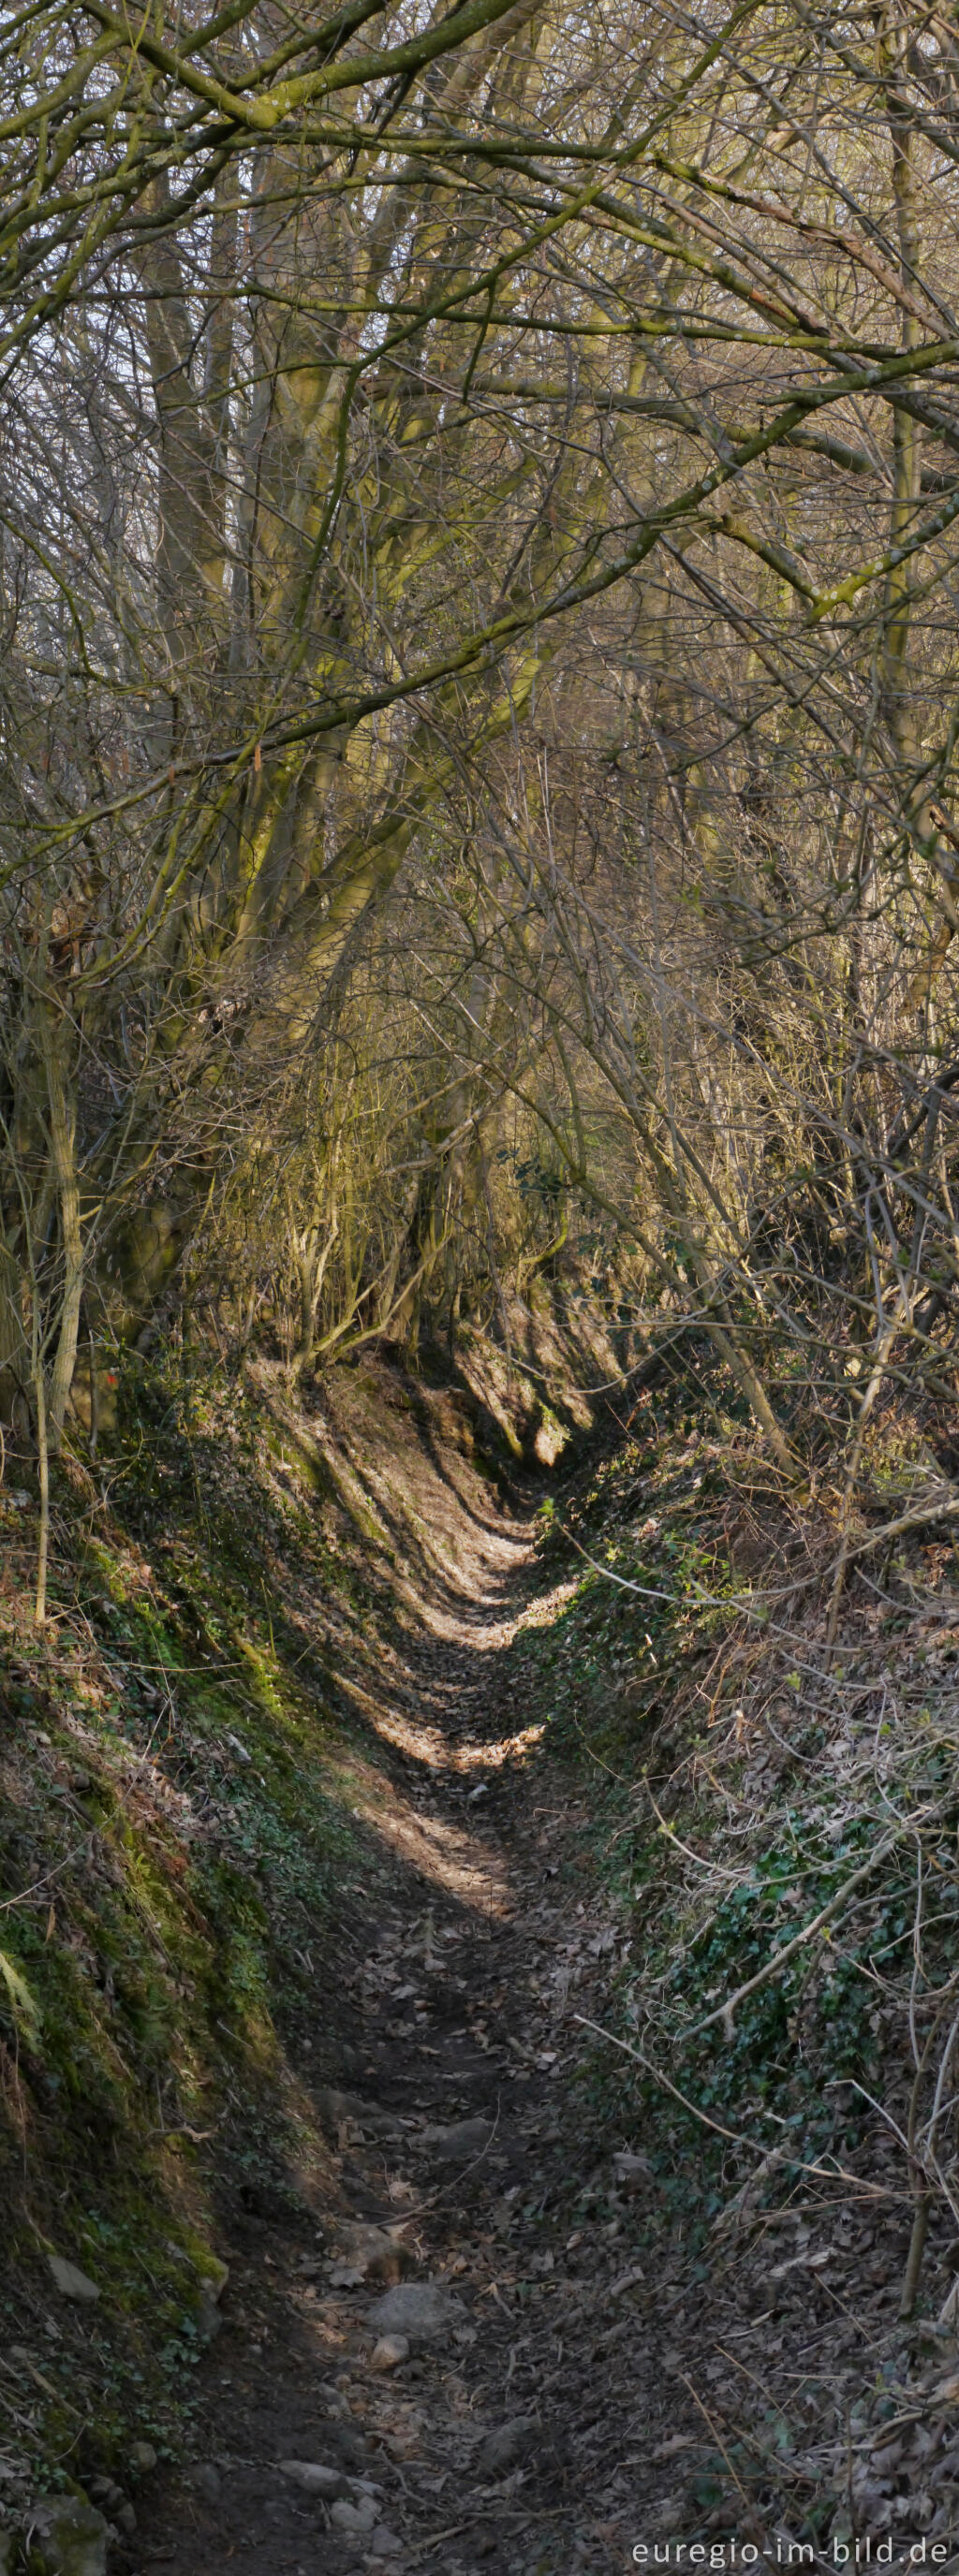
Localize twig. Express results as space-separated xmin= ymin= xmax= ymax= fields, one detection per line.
xmin=839 ymin=1488 xmax=959 ymax=1565
xmin=573 ymin=2013 xmax=776 ymax=2151
xmin=406 ymin=2525 xmax=471 ymax=2562
xmin=677 ymin=1818 xmax=913 ymax=2040
xmin=8 ymin=2352 xmax=85 ymax=2420
xmin=679 ymin=2374 xmax=778 ymax=2570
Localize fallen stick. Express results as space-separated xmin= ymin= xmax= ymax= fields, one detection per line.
xmin=679 ymin=1816 xmax=920 ymax=2039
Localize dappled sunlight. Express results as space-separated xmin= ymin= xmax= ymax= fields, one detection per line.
xmin=347 ymin=1773 xmax=512 ymax=1912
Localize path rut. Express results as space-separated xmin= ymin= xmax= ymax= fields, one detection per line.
xmin=133 ymin=1493 xmax=662 ymax=2576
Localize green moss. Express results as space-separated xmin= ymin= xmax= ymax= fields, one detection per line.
xmin=0 ymin=1350 xmax=391 ymax=2479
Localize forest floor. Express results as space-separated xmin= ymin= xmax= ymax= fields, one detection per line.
xmin=127 ymin=1398 xmax=959 ymax=2576
xmin=6 ymin=1339 xmax=959 ymax=2575
xmin=130 ymin=1473 xmax=669 ymax=2576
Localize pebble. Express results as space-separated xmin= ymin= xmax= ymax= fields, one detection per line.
xmin=88 ymin=2481 xmax=124 ymax=2513
xmin=371 ymin=2334 xmax=409 ymax=2372
xmin=277 ymin=2461 xmax=345 ymax=2498
xmin=366 ymin=2280 xmax=465 ymax=2348
xmin=368 ymin=2526 xmax=405 ymax=2559
xmin=477 ymin=2417 xmax=538 ymax=2476
xmin=196 ymin=2284 xmax=225 ymax=2343
xmin=128 ymin=2442 xmax=157 ymax=2475
xmin=319 ymin=2381 xmax=353 ymax=2419
xmin=190 ymin=2257 xmax=229 ymax=2344
xmin=332 ymin=2495 xmax=377 ymax=2536
xmin=315 ymin=2088 xmax=404 ymax=2141
xmin=48 ymin=2255 xmax=100 ymax=2305
xmin=186 ymin=2464 xmax=222 ymax=2505
xmin=420 ymin=2117 xmax=493 ymax=2168
xmin=329 ymin=2225 xmax=413 ymax=2287
xmin=22 ymin=2495 xmax=109 ymax=2575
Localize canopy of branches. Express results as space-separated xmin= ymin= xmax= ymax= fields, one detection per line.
xmin=4 ymin=0 xmax=959 ymax=1512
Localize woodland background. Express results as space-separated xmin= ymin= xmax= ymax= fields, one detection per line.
xmin=7 ymin=0 xmax=959 ymax=1503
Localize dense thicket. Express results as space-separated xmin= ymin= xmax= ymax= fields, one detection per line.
xmin=5 ymin=0 xmax=959 ymax=1544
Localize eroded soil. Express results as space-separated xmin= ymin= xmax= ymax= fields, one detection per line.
xmin=122 ymin=1387 xmax=959 ymax=2576
xmin=130 ymin=1489 xmax=661 ymax=2576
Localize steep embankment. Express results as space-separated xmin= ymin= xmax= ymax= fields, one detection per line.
xmin=512 ymin=1372 xmax=959 ymax=2562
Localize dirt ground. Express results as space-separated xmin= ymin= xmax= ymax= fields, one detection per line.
xmin=125 ymin=1378 xmax=944 ymax=2576
xmin=128 ymin=1473 xmax=671 ymax=2576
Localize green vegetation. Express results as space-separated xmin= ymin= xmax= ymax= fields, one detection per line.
xmin=0 ymin=1346 xmax=405 ymax=2484
xmin=513 ymin=1377 xmax=959 ymax=2290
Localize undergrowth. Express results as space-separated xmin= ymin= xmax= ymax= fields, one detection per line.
xmin=506 ymin=1368 xmax=959 ymax=2545
xmin=517 ymin=1367 xmax=959 ymax=2280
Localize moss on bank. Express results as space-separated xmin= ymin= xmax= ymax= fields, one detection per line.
xmin=0 ymin=1340 xmax=514 ymax=2511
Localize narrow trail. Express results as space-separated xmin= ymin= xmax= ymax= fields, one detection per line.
xmin=133 ymin=1486 xmax=669 ymax=2576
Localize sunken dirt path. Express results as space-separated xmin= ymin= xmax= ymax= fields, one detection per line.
xmin=133 ymin=1495 xmax=668 ymax=2576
